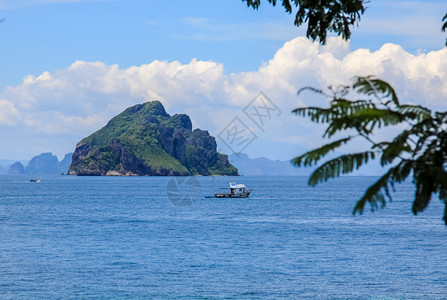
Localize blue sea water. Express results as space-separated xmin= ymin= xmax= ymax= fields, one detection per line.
xmin=0 ymin=175 xmax=446 ymax=299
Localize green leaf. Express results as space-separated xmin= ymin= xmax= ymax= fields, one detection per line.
xmin=308 ymin=151 xmax=376 ymax=186
xmin=243 ymin=0 xmax=261 ymax=9
xmin=440 ymin=189 xmax=447 ymax=225
xmin=281 ymin=0 xmax=292 ymax=13
xmin=411 ymin=162 xmax=447 ymax=216
xmin=380 ymin=130 xmax=412 ymax=166
xmin=324 ymin=108 xmax=404 ymax=137
xmin=353 ymin=76 xmax=399 ymax=106
xmin=353 ymin=160 xmax=413 ymax=214
xmin=442 ymin=13 xmax=447 ymax=31
xmin=353 ymin=176 xmax=388 ymax=214
xmin=330 ymin=99 xmax=375 ymax=115
xmin=413 ymin=177 xmax=434 ymax=215
xmin=243 ymin=0 xmax=366 ymax=44
xmin=397 ymin=105 xmax=431 ymax=122
xmin=294 ymin=75 xmax=447 ymax=223
xmin=292 ymin=137 xmax=352 ymax=167
xmin=292 ymin=107 xmax=338 ymax=124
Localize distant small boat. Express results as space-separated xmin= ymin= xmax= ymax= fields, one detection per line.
xmin=30 ymin=179 xmax=42 ymax=182
xmin=206 ymin=182 xmax=252 ymax=198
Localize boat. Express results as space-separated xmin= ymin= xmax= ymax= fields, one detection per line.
xmin=30 ymin=179 xmax=42 ymax=182
xmin=206 ymin=182 xmax=252 ymax=198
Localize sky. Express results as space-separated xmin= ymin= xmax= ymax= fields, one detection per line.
xmin=0 ymin=0 xmax=446 ymax=163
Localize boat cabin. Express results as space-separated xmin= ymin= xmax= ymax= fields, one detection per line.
xmin=230 ymin=182 xmax=246 ymax=195
xmin=206 ymin=182 xmax=251 ymax=198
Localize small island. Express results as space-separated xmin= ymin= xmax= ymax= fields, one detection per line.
xmin=68 ymin=101 xmax=238 ymax=176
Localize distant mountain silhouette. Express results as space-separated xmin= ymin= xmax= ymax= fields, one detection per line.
xmin=58 ymin=153 xmax=73 ymax=174
xmin=5 ymin=152 xmax=73 ymax=175
xmin=0 ymin=159 xmax=27 ymax=174
xmin=8 ymin=162 xmax=25 ymax=174
xmin=228 ymin=153 xmax=312 ymax=176
xmin=26 ymin=153 xmax=59 ymax=174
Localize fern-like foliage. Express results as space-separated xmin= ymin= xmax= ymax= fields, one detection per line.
xmin=308 ymin=151 xmax=376 ymax=186
xmin=397 ymin=105 xmax=431 ymax=122
xmin=294 ymin=76 xmax=447 ymax=224
xmin=242 ymin=0 xmax=366 ymax=44
xmin=353 ymin=160 xmax=413 ymax=214
xmin=443 ymin=13 xmax=447 ymax=46
xmin=379 ymin=130 xmax=412 ymax=166
xmin=353 ymin=76 xmax=399 ymax=106
xmin=292 ymin=137 xmax=352 ymax=167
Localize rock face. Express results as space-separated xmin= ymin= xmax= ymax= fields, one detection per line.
xmin=68 ymin=101 xmax=238 ymax=176
xmin=58 ymin=153 xmax=73 ymax=174
xmin=8 ymin=162 xmax=25 ymax=174
xmin=25 ymin=153 xmax=59 ymax=174
xmin=7 ymin=153 xmax=73 ymax=175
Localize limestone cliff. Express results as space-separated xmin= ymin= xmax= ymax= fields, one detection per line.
xmin=68 ymin=101 xmax=238 ymax=176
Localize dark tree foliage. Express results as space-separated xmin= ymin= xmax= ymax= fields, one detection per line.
xmin=242 ymin=2 xmax=447 ymax=224
xmin=443 ymin=13 xmax=447 ymax=46
xmin=243 ymin=0 xmax=366 ymax=44
xmin=293 ymin=76 xmax=447 ymax=224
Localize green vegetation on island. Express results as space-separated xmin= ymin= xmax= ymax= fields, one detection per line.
xmin=68 ymin=101 xmax=238 ymax=176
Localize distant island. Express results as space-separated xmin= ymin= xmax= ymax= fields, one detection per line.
xmin=0 ymin=151 xmax=380 ymax=176
xmin=68 ymin=101 xmax=238 ymax=176
xmin=0 ymin=102 xmax=337 ymax=177
xmin=5 ymin=152 xmax=72 ymax=175
xmin=0 ymin=152 xmax=313 ymax=176
xmin=228 ymin=153 xmax=312 ymax=176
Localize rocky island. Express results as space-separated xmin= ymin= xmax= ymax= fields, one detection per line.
xmin=68 ymin=101 xmax=238 ymax=176
xmin=6 ymin=152 xmax=73 ymax=175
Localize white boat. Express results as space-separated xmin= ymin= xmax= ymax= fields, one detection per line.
xmin=207 ymin=182 xmax=252 ymax=198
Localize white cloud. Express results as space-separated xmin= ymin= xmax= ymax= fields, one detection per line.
xmin=0 ymin=100 xmax=20 ymax=126
xmin=1 ymin=36 xmax=447 ymax=160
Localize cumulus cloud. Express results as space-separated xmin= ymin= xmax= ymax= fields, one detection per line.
xmin=0 ymin=100 xmax=20 ymax=126
xmin=1 ymin=36 xmax=447 ymax=159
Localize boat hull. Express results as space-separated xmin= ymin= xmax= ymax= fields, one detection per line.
xmin=205 ymin=183 xmax=252 ymax=198
xmin=212 ymin=191 xmax=251 ymax=198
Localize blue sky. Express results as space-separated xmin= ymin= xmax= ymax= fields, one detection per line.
xmin=1 ymin=0 xmax=444 ymax=89
xmin=0 ymin=0 xmax=302 ymax=88
xmin=0 ymin=0 xmax=446 ymax=163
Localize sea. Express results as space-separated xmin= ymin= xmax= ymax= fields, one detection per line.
xmin=0 ymin=175 xmax=446 ymax=299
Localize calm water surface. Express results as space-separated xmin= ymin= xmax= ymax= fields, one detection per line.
xmin=0 ymin=175 xmax=446 ymax=299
